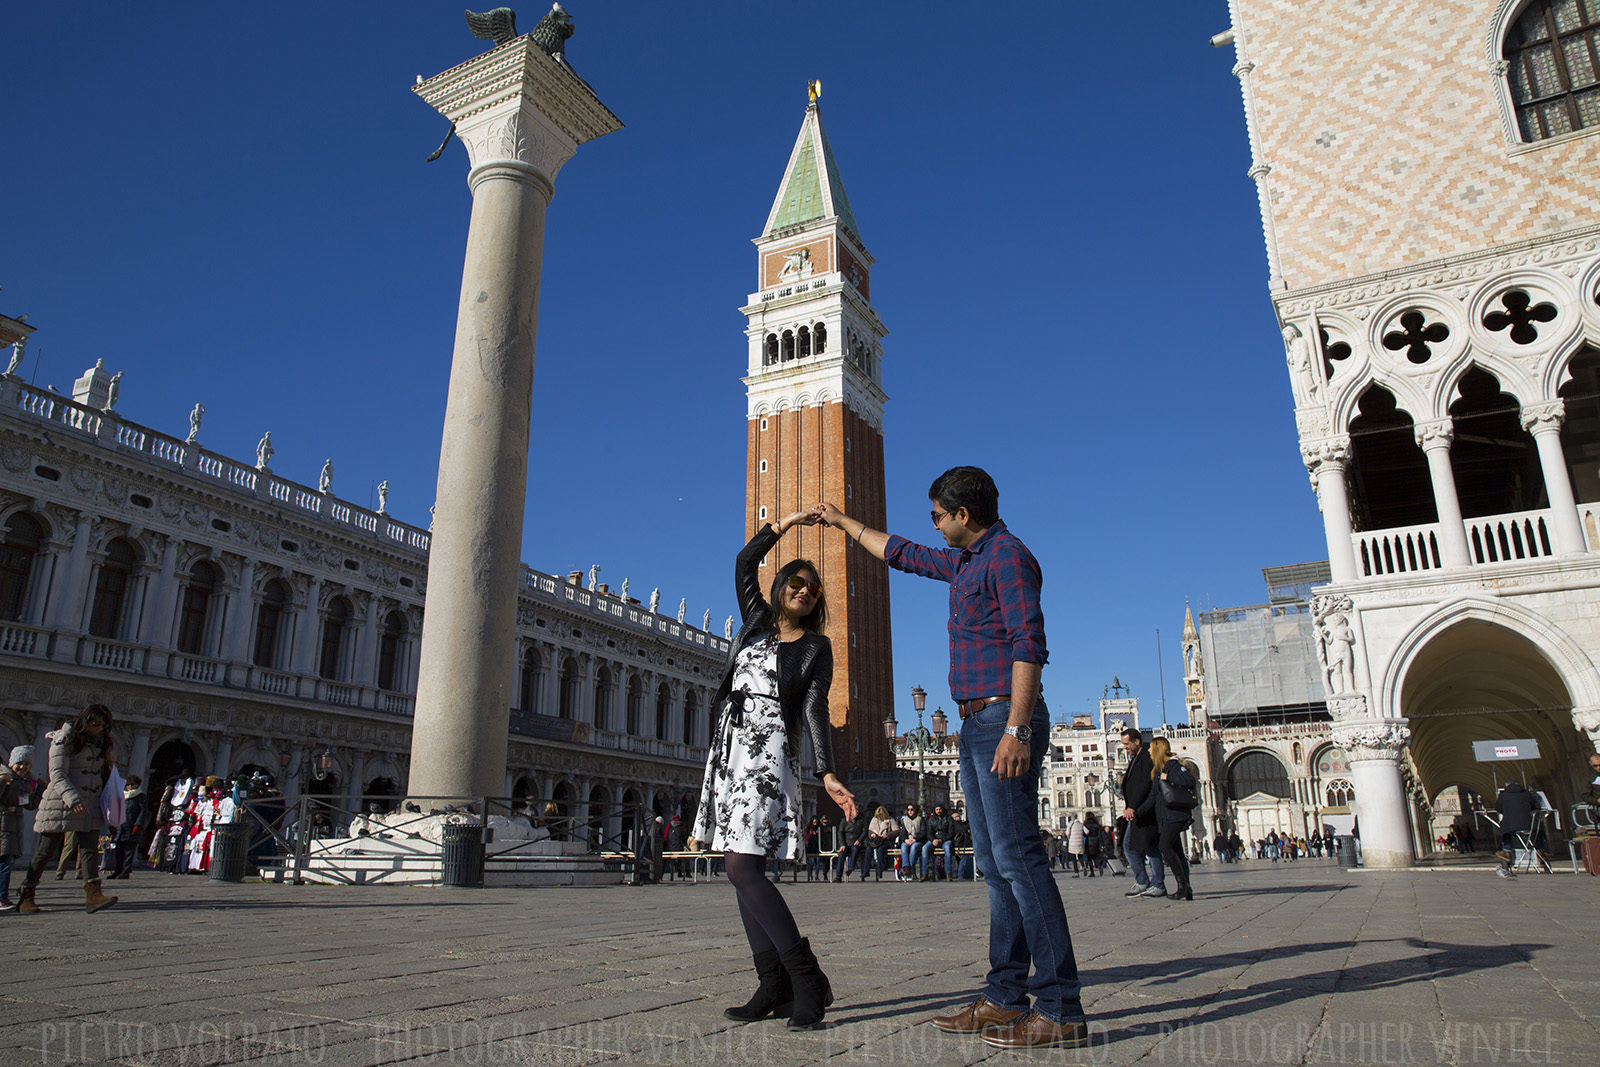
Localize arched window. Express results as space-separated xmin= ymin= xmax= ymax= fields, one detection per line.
xmin=176 ymin=560 xmax=218 ymax=655
xmin=798 ymin=326 xmax=811 ymax=357
xmin=1505 ymin=0 xmax=1600 ymax=141
xmin=765 ymin=334 xmax=779 ymax=366
xmin=1325 ymin=779 xmax=1356 ymax=808
xmin=253 ymin=578 xmax=290 ymax=668
xmin=89 ymin=538 xmax=138 ymax=639
xmin=559 ymin=657 xmax=579 ymax=719
xmin=0 ymin=513 xmax=44 ymax=622
xmin=781 ymin=330 xmax=795 ymax=362
xmin=1347 ymin=386 xmax=1437 ymax=534
xmin=1560 ymin=345 xmax=1600 ymax=506
xmin=594 ymin=666 xmax=613 ymax=730
xmin=1449 ymin=367 xmax=1548 ymax=521
xmin=656 ymin=682 xmax=671 ymax=741
xmin=377 ymin=610 xmax=406 ymax=690
xmin=1226 ymin=751 xmax=1293 ymax=801
xmin=627 ymin=675 xmax=642 ymax=735
xmin=319 ymin=596 xmax=351 ymax=680
xmin=518 ymin=647 xmax=542 ymax=713
xmin=813 ymin=323 xmax=827 ymax=353
xmin=683 ymin=690 xmax=698 ymax=746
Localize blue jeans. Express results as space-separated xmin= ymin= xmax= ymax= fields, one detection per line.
xmin=0 ymin=853 xmax=10 ymax=901
xmin=901 ymin=840 xmax=923 ymax=878
xmin=931 ymin=839 xmax=955 ymax=878
xmin=959 ymin=698 xmax=1084 ymax=1023
xmin=1123 ymin=822 xmax=1165 ymax=888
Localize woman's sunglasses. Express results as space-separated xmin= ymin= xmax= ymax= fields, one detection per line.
xmin=785 ymin=575 xmax=822 ymax=596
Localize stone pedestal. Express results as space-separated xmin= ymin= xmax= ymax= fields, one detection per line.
xmin=1334 ymin=718 xmax=1414 ymax=868
xmin=406 ymin=34 xmax=621 ymax=799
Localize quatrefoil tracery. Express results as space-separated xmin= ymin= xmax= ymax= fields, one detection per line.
xmin=1320 ymin=327 xmax=1352 ymax=380
xmin=1482 ymin=290 xmax=1557 ymax=345
xmin=1382 ymin=311 xmax=1450 ymax=365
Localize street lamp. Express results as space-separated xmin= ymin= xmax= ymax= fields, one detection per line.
xmin=896 ymin=685 xmax=935 ymax=811
xmin=312 ymin=746 xmax=338 ymax=782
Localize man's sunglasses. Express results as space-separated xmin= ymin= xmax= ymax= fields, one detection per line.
xmin=786 ymin=575 xmax=822 ymax=595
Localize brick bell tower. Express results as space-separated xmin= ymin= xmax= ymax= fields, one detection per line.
xmin=741 ymin=84 xmax=894 ymax=780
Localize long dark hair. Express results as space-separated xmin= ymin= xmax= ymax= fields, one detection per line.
xmin=69 ymin=703 xmax=114 ymax=754
xmin=768 ymin=558 xmax=827 ymax=632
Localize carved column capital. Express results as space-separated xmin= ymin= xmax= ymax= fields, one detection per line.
xmin=1571 ymin=706 xmax=1600 ymax=746
xmin=1332 ymin=718 xmax=1411 ymax=761
xmin=1520 ymin=400 xmax=1565 ymax=434
xmin=1328 ymin=694 xmax=1369 ymax=721
xmin=1301 ymin=434 xmax=1351 ymax=473
xmin=1413 ymin=418 xmax=1455 ymax=451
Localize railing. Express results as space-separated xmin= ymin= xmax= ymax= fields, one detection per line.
xmin=0 ymin=622 xmax=50 ymax=658
xmin=1465 ymin=509 xmax=1554 ymax=564
xmin=6 ymin=379 xmax=432 ymax=556
xmin=170 ymin=653 xmax=224 ymax=684
xmin=79 ymin=636 xmax=145 ymax=673
xmin=321 ymin=682 xmax=359 ymax=707
xmin=521 ymin=566 xmax=731 ymax=656
xmin=379 ymin=692 xmax=414 ymax=715
xmin=1353 ymin=524 xmax=1443 ymax=577
xmin=251 ymin=667 xmax=295 ymax=695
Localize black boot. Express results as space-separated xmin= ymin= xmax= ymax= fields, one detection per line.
xmin=779 ymin=937 xmax=833 ymax=1030
xmin=723 ymin=949 xmax=793 ymax=1022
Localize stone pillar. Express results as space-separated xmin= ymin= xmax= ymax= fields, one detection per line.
xmin=292 ymin=576 xmax=325 ymax=678
xmin=1414 ymin=420 xmax=1473 ymax=568
xmin=1523 ymin=401 xmax=1588 ymax=555
xmin=46 ymin=513 xmax=95 ymax=631
xmin=407 ymin=34 xmax=622 ymax=800
xmin=354 ymin=592 xmax=382 ymax=691
xmin=1333 ymin=718 xmax=1413 ymax=868
xmin=213 ymin=736 xmax=234 ymax=779
xmin=579 ymin=657 xmax=598 ymax=726
xmin=127 ymin=727 xmax=152 ymax=783
xmin=1301 ymin=436 xmax=1359 ymax=582
xmin=140 ymin=536 xmax=180 ymax=649
xmin=222 ymin=558 xmax=257 ymax=684
xmin=348 ymin=750 xmax=369 ymax=811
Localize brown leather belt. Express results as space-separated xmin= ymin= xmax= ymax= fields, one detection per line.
xmin=956 ymin=695 xmax=1010 ymax=720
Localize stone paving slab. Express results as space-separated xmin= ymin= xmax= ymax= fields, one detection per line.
xmin=0 ymin=860 xmax=1595 ymax=1065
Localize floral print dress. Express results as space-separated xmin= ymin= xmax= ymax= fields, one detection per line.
xmin=693 ymin=633 xmax=802 ymax=860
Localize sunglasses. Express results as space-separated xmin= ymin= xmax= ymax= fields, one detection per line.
xmin=930 ymin=508 xmax=952 ymax=526
xmin=785 ymin=575 xmax=822 ymax=595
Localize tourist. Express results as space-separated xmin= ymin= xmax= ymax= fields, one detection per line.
xmin=927 ymin=804 xmax=955 ymax=881
xmin=1119 ymin=727 xmax=1165 ymax=897
xmin=1494 ymin=779 xmax=1538 ymax=879
xmin=692 ymin=509 xmax=856 ymax=1030
xmin=866 ymin=805 xmax=895 ymax=881
xmin=803 ymin=818 xmax=823 ymax=881
xmin=1065 ymin=813 xmax=1086 ymax=877
xmin=109 ymin=774 xmax=147 ymax=879
xmin=0 ymin=746 xmax=41 ymax=911
xmin=837 ymin=805 xmax=867 ymax=881
xmin=818 ymin=467 xmax=1089 ymax=1049
xmin=1081 ymin=813 xmax=1102 ymax=876
xmin=1137 ymin=737 xmax=1196 ymax=902
xmin=900 ymin=803 xmax=926 ymax=881
xmin=952 ymin=813 xmax=974 ymax=879
xmin=17 ymin=704 xmax=119 ymax=914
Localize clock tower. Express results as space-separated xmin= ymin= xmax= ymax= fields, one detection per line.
xmin=741 ymin=90 xmax=894 ymax=779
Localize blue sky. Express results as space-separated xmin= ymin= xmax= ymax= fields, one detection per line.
xmin=1 ymin=3 xmax=1326 ymax=731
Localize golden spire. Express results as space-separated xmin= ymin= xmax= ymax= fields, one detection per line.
xmin=807 ymin=79 xmax=822 ymax=106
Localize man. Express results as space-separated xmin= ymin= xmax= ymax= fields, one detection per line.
xmin=1118 ymin=728 xmax=1166 ymax=897
xmin=818 ymin=466 xmax=1088 ymax=1049
xmin=926 ymin=804 xmax=955 ymax=881
xmin=1494 ymin=779 xmax=1538 ymax=879
xmin=838 ymin=805 xmax=868 ymax=881
xmin=110 ymin=774 xmax=147 ymax=879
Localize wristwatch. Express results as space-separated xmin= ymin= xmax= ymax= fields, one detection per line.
xmin=1004 ymin=724 xmax=1032 ymax=743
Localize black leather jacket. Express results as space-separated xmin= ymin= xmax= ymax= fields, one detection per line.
xmin=712 ymin=524 xmax=835 ymax=781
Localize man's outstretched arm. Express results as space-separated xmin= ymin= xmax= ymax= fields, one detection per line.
xmin=814 ymin=502 xmax=890 ymax=561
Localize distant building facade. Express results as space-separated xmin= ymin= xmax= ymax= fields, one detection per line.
xmin=0 ymin=354 xmax=735 ymax=830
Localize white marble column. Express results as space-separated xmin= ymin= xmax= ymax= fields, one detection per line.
xmin=1334 ymin=719 xmax=1414 ymax=868
xmin=407 ymin=34 xmax=622 ymax=799
xmin=292 ymin=575 xmax=324 ymax=677
xmin=222 ymin=558 xmax=257 ymax=684
xmin=46 ymin=513 xmax=94 ymax=631
xmin=1301 ymin=436 xmax=1359 ymax=582
xmin=1414 ymin=420 xmax=1473 ymax=568
xmin=139 ymin=536 xmax=180 ymax=649
xmin=213 ymin=736 xmax=234 ymax=779
xmin=1522 ymin=401 xmax=1588 ymax=555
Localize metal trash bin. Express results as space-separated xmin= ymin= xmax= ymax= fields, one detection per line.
xmin=440 ymin=822 xmax=484 ymax=888
xmin=1336 ymin=834 xmax=1358 ymax=867
xmin=208 ymin=822 xmax=250 ymax=883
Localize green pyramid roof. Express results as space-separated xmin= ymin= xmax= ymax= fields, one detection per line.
xmin=765 ymin=107 xmax=861 ymax=243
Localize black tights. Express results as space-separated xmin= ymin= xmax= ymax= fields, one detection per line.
xmin=724 ymin=852 xmax=801 ymax=956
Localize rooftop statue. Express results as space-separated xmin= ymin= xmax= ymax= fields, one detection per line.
xmin=529 ymin=3 xmax=575 ymax=60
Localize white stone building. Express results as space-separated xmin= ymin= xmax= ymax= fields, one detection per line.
xmin=1220 ymin=0 xmax=1600 ymax=865
xmin=0 ymin=352 xmax=732 ymax=829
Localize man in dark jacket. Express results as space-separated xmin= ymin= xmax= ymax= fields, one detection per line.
xmin=1118 ymin=728 xmax=1165 ymax=897
xmin=1494 ymin=780 xmax=1540 ymax=878
xmin=111 ymin=775 xmax=148 ymax=879
xmin=837 ymin=809 xmax=868 ymax=881
xmin=926 ymin=805 xmax=956 ymax=881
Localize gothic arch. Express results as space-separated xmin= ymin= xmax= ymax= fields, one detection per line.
xmin=1436 ymin=358 xmax=1539 ymax=421
xmin=1378 ymin=595 xmax=1600 ymax=718
xmin=1334 ymin=374 xmax=1430 ymax=436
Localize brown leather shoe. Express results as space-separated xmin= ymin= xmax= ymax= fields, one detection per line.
xmin=980 ymin=1010 xmax=1091 ymax=1049
xmin=928 ymin=996 xmax=1027 ymax=1034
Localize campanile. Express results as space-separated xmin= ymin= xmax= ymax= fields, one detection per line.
xmin=740 ymin=87 xmax=893 ymax=779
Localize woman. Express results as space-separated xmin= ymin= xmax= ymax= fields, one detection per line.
xmin=804 ymin=818 xmax=823 ymax=882
xmin=1065 ymin=813 xmax=1086 ymax=877
xmin=899 ymin=803 xmax=925 ymax=881
xmin=1136 ymin=737 xmax=1198 ymax=902
xmin=866 ymin=805 xmax=895 ymax=881
xmin=17 ymin=704 xmax=119 ymax=914
xmin=692 ymin=510 xmax=856 ymax=1030
xmin=1082 ymin=812 xmax=1102 ymax=877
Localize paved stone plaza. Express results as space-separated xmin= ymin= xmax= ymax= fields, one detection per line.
xmin=0 ymin=859 xmax=1594 ymax=1066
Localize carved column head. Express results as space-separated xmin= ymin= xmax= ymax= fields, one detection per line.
xmin=1413 ymin=418 xmax=1455 ymax=452
xmin=1520 ymin=400 xmax=1565 ymax=435
xmin=1571 ymin=706 xmax=1600 ymax=749
xmin=1300 ymin=434 xmax=1351 ymax=474
xmin=1332 ymin=718 xmax=1411 ymax=761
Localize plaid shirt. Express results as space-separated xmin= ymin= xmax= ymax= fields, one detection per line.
xmin=883 ymin=520 xmax=1048 ymax=701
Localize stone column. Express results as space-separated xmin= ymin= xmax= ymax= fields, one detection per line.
xmin=407 ymin=33 xmax=622 ymax=800
xmin=222 ymin=557 xmax=257 ymax=685
xmin=1414 ymin=420 xmax=1473 ymax=568
xmin=213 ymin=735 xmax=234 ymax=779
xmin=139 ymin=536 xmax=180 ymax=649
xmin=354 ymin=593 xmax=382 ymax=689
xmin=46 ymin=513 xmax=94 ymax=631
xmin=127 ymin=727 xmax=152 ymax=784
xmin=1333 ymin=718 xmax=1413 ymax=868
xmin=1522 ymin=401 xmax=1588 ymax=555
xmin=292 ymin=575 xmax=325 ymax=678
xmin=1301 ymin=436 xmax=1359 ymax=582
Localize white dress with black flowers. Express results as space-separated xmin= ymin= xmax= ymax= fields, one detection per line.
xmin=692 ymin=634 xmax=802 ymax=860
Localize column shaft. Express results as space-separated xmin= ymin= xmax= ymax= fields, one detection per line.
xmin=1530 ymin=425 xmax=1587 ymax=554
xmin=1315 ymin=465 xmax=1359 ymax=582
xmin=1419 ymin=439 xmax=1472 ymax=568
